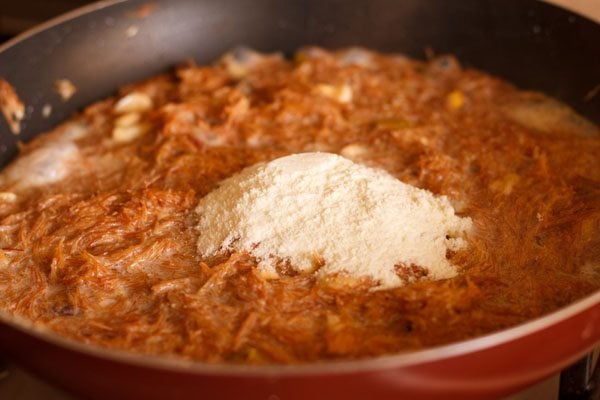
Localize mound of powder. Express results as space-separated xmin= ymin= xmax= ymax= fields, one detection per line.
xmin=195 ymin=153 xmax=471 ymax=289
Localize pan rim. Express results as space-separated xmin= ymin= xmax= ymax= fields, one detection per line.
xmin=0 ymin=0 xmax=598 ymax=378
xmin=0 ymin=0 xmax=127 ymax=56
xmin=1 ymin=0 xmax=598 ymax=57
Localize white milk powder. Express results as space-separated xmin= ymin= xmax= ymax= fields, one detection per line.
xmin=196 ymin=153 xmax=471 ymax=289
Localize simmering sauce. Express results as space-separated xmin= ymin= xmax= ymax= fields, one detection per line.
xmin=0 ymin=47 xmax=598 ymax=364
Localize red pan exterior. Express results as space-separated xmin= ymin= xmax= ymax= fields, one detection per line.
xmin=0 ymin=291 xmax=599 ymax=399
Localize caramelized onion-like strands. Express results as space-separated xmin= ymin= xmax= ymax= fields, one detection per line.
xmin=0 ymin=48 xmax=597 ymax=364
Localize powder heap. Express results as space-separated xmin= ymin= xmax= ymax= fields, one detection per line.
xmin=196 ymin=153 xmax=472 ymax=289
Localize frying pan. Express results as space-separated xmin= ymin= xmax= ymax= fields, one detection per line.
xmin=0 ymin=0 xmax=599 ymax=399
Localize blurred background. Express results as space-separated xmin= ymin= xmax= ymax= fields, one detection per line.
xmin=0 ymin=0 xmax=599 ymax=44
xmin=0 ymin=0 xmax=93 ymax=42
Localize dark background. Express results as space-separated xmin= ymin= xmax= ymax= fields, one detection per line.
xmin=0 ymin=1 xmax=93 ymax=42
xmin=1 ymin=0 xmax=598 ymax=43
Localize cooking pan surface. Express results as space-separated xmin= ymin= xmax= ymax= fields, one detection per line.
xmin=0 ymin=1 xmax=598 ymax=399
